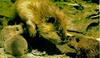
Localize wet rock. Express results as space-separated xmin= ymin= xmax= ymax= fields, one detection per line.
xmin=0 ymin=54 xmax=15 ymax=58
xmin=20 ymin=53 xmax=70 ymax=58
xmin=56 ymin=43 xmax=76 ymax=53
xmin=0 ymin=48 xmax=4 ymax=54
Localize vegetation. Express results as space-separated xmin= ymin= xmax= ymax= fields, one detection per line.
xmin=0 ymin=0 xmax=99 ymax=58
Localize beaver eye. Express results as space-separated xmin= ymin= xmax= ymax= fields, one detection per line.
xmin=16 ymin=27 xmax=19 ymax=31
xmin=47 ymin=16 xmax=56 ymax=23
xmin=11 ymin=0 xmax=16 ymax=3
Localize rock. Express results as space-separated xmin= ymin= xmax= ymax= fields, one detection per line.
xmin=20 ymin=53 xmax=70 ymax=58
xmin=0 ymin=54 xmax=15 ymax=58
xmin=0 ymin=54 xmax=7 ymax=58
xmin=6 ymin=54 xmax=16 ymax=58
xmin=32 ymin=49 xmax=46 ymax=56
xmin=56 ymin=44 xmax=76 ymax=53
xmin=0 ymin=48 xmax=5 ymax=54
